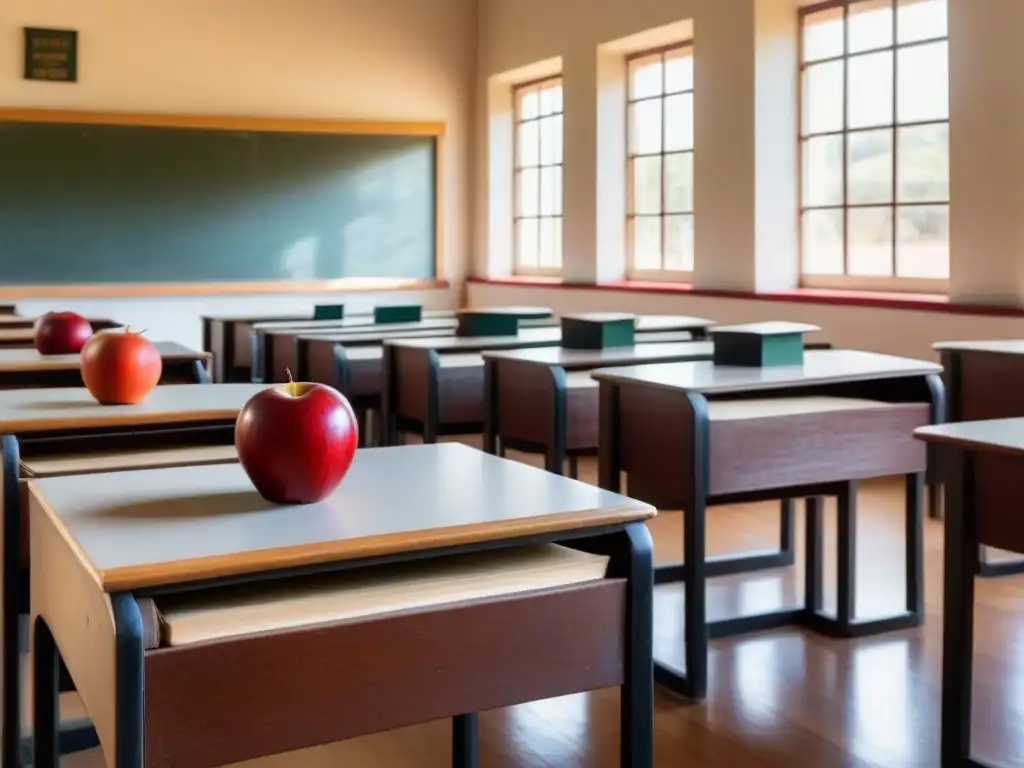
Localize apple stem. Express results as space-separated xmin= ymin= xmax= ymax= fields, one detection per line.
xmin=285 ymin=368 xmax=299 ymax=397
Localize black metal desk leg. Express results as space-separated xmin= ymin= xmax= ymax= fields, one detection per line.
xmin=905 ymin=472 xmax=925 ymax=616
xmin=941 ymin=451 xmax=978 ymax=768
xmin=32 ymin=617 xmax=59 ymax=768
xmin=2 ymin=434 xmax=21 ymax=768
xmin=621 ymin=522 xmax=654 ymax=768
xmin=682 ymin=488 xmax=708 ymax=699
xmin=836 ymin=480 xmax=858 ymax=628
xmin=452 ymin=713 xmax=478 ymax=768
xmin=804 ymin=497 xmax=825 ymax=614
xmin=113 ymin=595 xmax=146 ymax=768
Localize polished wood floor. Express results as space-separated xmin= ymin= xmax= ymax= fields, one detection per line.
xmin=58 ymin=444 xmax=1024 ymax=768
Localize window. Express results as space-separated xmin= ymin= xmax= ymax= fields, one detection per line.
xmin=513 ymin=77 xmax=563 ymax=274
xmin=800 ymin=0 xmax=949 ymax=290
xmin=626 ymin=43 xmax=694 ymax=280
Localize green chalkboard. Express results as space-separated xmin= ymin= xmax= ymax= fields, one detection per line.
xmin=0 ymin=121 xmax=437 ymax=285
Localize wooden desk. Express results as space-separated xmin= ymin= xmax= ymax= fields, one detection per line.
xmin=29 ymin=443 xmax=655 ymax=768
xmin=0 ymin=342 xmax=211 ymax=389
xmin=934 ymin=339 xmax=1024 ymax=576
xmin=381 ymin=326 xmax=701 ymax=447
xmin=202 ymin=314 xmax=310 ymax=383
xmin=258 ymin=317 xmax=461 ymax=385
xmin=0 ymin=383 xmax=264 ymax=767
xmin=593 ymin=349 xmax=944 ymax=701
xmin=915 ymin=418 xmax=1024 ymax=768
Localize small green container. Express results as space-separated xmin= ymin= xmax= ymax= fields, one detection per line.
xmin=455 ymin=310 xmax=520 ymax=337
xmin=560 ymin=313 xmax=636 ymax=350
xmin=711 ymin=321 xmax=820 ymax=367
xmin=374 ymin=304 xmax=422 ymax=324
xmin=313 ymin=304 xmax=344 ymax=320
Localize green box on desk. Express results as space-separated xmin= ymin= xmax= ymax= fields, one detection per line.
xmin=561 ymin=313 xmax=636 ymax=350
xmin=711 ymin=322 xmax=820 ymax=367
xmin=375 ymin=304 xmax=422 ymax=324
xmin=456 ymin=311 xmax=519 ymax=337
xmin=313 ymin=304 xmax=344 ymax=320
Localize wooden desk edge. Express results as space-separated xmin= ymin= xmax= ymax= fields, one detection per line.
xmin=88 ymin=503 xmax=656 ymax=592
xmin=0 ymin=408 xmax=240 ymax=435
xmin=913 ymin=425 xmax=1024 ymax=458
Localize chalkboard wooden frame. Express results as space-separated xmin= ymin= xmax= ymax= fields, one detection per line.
xmin=0 ymin=108 xmax=447 ymax=298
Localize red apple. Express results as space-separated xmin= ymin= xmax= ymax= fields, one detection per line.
xmin=235 ymin=372 xmax=359 ymax=504
xmin=34 ymin=311 xmax=93 ymax=355
xmin=81 ymin=328 xmax=163 ymax=405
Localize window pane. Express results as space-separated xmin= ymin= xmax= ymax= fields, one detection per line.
xmin=848 ymin=206 xmax=894 ymax=276
xmin=665 ymin=49 xmax=693 ymax=93
xmin=897 ymin=123 xmax=948 ymax=203
xmin=517 ymin=218 xmax=539 ymax=268
xmin=539 ymin=115 xmax=563 ymax=165
xmin=897 ymin=42 xmax=948 ymax=123
xmin=897 ymin=0 xmax=947 ymax=43
xmin=802 ymin=61 xmax=844 ymax=135
xmin=802 ymin=135 xmax=844 ymax=207
xmin=849 ymin=0 xmax=894 ymax=53
xmin=519 ymin=88 xmax=539 ymax=120
xmin=848 ymin=51 xmax=894 ymax=128
xmin=539 ymin=167 xmax=562 ymax=216
xmin=847 ymin=128 xmax=894 ymax=205
xmin=802 ymin=6 xmax=844 ymax=63
xmin=664 ymin=215 xmax=694 ymax=272
xmin=630 ymin=56 xmax=663 ymax=100
xmin=896 ymin=204 xmax=948 ymax=278
xmin=632 ymin=217 xmax=662 ymax=270
xmin=517 ymin=121 xmax=539 ymax=167
xmin=517 ymin=168 xmax=539 ymax=217
xmin=630 ymin=99 xmax=663 ymax=155
xmin=802 ymin=209 xmax=844 ymax=274
xmin=664 ymin=93 xmax=694 ymax=152
xmin=538 ymin=84 xmax=561 ymax=117
xmin=539 ymin=217 xmax=560 ymax=268
xmin=632 ymin=156 xmax=662 ymax=215
xmin=665 ymin=152 xmax=694 ymax=213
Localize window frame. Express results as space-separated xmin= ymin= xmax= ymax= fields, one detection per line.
xmin=625 ymin=41 xmax=695 ymax=283
xmin=512 ymin=75 xmax=564 ymax=277
xmin=798 ymin=0 xmax=950 ymax=293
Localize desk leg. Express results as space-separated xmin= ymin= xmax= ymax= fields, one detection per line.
xmin=2 ymin=434 xmax=20 ymax=768
xmin=452 ymin=713 xmax=478 ymax=768
xmin=905 ymin=472 xmax=925 ymax=616
xmin=113 ymin=595 xmax=145 ymax=768
xmin=192 ymin=359 xmax=211 ymax=384
xmin=621 ymin=522 xmax=654 ymax=768
xmin=32 ymin=617 xmax=59 ymax=768
xmin=942 ymin=450 xmax=977 ymax=768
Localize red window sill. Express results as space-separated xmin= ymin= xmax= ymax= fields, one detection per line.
xmin=467 ymin=276 xmax=1024 ymax=318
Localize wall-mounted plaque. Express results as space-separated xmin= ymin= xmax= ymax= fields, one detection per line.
xmin=23 ymin=28 xmax=77 ymax=82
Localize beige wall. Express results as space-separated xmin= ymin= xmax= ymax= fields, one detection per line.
xmin=474 ymin=0 xmax=1024 ymax=356
xmin=0 ymin=0 xmax=476 ymax=346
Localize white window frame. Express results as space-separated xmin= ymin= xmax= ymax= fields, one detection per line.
xmin=626 ymin=41 xmax=695 ymax=283
xmin=512 ymin=76 xmax=564 ymax=276
xmin=799 ymin=0 xmax=950 ymax=293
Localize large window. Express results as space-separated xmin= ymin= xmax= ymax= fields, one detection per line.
xmin=513 ymin=76 xmax=563 ymax=274
xmin=627 ymin=43 xmax=694 ymax=280
xmin=800 ymin=0 xmax=949 ymax=290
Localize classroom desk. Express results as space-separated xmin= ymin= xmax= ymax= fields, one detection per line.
xmin=934 ymin=339 xmax=1024 ymax=576
xmin=0 ymin=383 xmax=265 ymax=767
xmin=258 ymin=317 xmax=461 ymax=385
xmin=259 ymin=308 xmax=558 ymax=386
xmin=202 ymin=315 xmax=309 ymax=383
xmin=914 ymin=418 xmax=1024 ymax=768
xmin=381 ymin=325 xmax=703 ymax=447
xmin=29 ymin=443 xmax=655 ymax=768
xmin=592 ymin=349 xmax=944 ymax=701
xmin=0 ymin=342 xmax=211 ymax=389
xmin=0 ymin=319 xmax=122 ymax=350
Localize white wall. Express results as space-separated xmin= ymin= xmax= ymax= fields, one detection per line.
xmin=474 ymin=0 xmax=1024 ymax=356
xmin=0 ymin=0 xmax=476 ymax=347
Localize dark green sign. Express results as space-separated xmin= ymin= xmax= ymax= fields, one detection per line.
xmin=24 ymin=28 xmax=77 ymax=82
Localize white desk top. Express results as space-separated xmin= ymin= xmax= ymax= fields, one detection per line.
xmin=933 ymin=339 xmax=1024 ymax=356
xmin=0 ymin=383 xmax=264 ymax=434
xmin=31 ymin=442 xmax=654 ymax=591
xmin=0 ymin=341 xmax=205 ymax=373
xmin=591 ymin=349 xmax=941 ymax=394
xmin=915 ymin=418 xmax=1024 ymax=457
xmin=483 ymin=341 xmax=713 ymax=368
xmin=253 ymin=311 xmax=452 ymax=332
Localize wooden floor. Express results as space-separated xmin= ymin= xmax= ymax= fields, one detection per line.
xmin=56 ymin=444 xmax=1024 ymax=768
